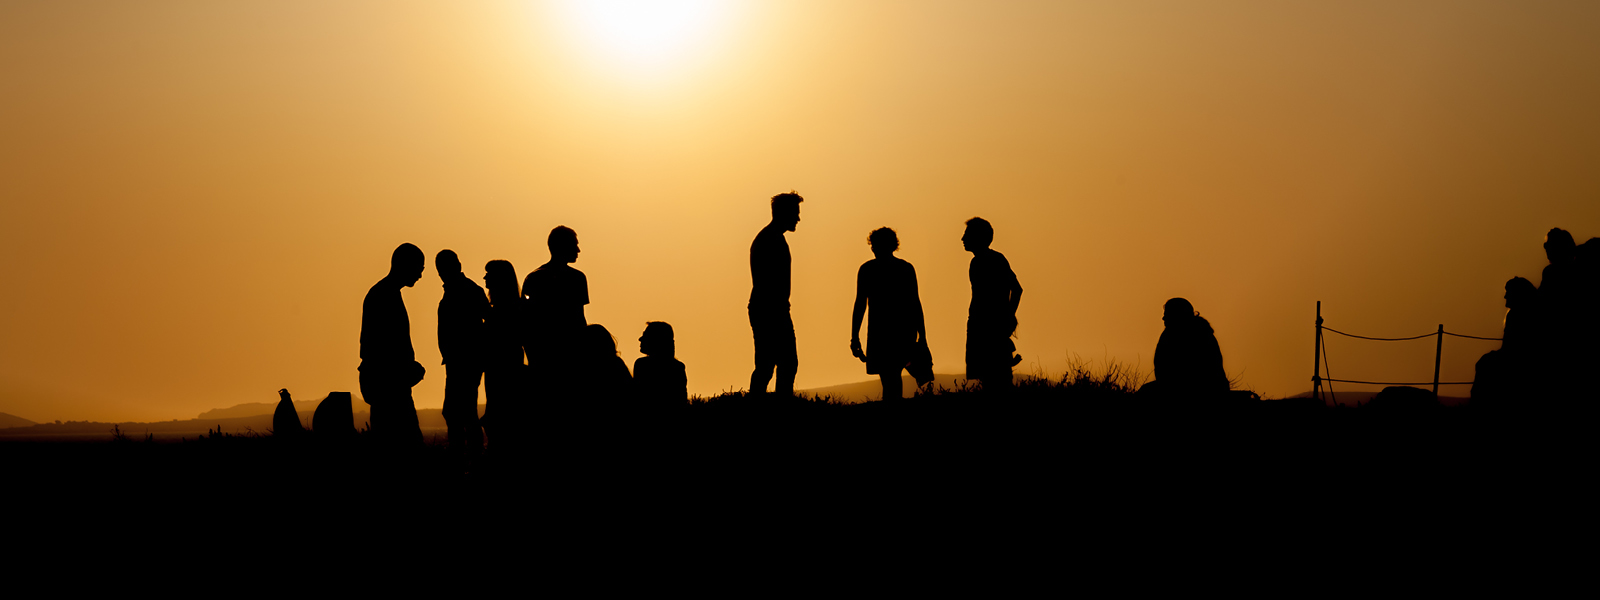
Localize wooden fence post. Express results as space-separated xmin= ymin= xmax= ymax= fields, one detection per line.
xmin=1432 ymin=324 xmax=1444 ymax=400
xmin=1313 ymin=301 xmax=1323 ymax=403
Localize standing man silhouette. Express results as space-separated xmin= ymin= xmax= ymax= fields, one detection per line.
xmin=523 ymin=226 xmax=588 ymax=400
xmin=360 ymin=243 xmax=427 ymax=448
xmin=435 ymin=249 xmax=488 ymax=462
xmin=962 ymin=218 xmax=1023 ymax=390
xmin=749 ymin=191 xmax=803 ymax=396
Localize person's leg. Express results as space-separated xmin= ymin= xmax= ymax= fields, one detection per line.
xmin=775 ymin=312 xmax=797 ymax=397
xmin=879 ymin=372 xmax=903 ymax=400
xmin=750 ymin=309 xmax=775 ymax=393
xmin=443 ymin=363 xmax=484 ymax=459
xmin=396 ymin=384 xmax=423 ymax=447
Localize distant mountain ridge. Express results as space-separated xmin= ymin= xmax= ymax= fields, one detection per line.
xmin=0 ymin=412 xmax=37 ymax=429
xmin=196 ymin=398 xmax=341 ymax=421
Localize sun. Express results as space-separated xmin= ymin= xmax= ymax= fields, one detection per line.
xmin=554 ymin=0 xmax=733 ymax=74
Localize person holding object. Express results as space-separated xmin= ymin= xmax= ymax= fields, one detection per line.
xmin=962 ymin=218 xmax=1023 ymax=391
xmin=359 ymin=243 xmax=427 ymax=448
xmin=851 ymin=227 xmax=930 ymax=400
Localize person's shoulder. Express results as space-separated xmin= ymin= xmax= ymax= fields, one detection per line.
xmin=363 ymin=278 xmax=390 ymax=303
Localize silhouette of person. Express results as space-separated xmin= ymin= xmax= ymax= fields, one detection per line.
xmin=962 ymin=217 xmax=1022 ymax=390
xmin=1473 ymin=277 xmax=1542 ymax=406
xmin=634 ymin=321 xmax=687 ymax=407
xmin=851 ymin=227 xmax=929 ymax=400
xmin=749 ymin=191 xmax=803 ymax=396
xmin=1577 ymin=237 xmax=1600 ymax=402
xmin=523 ymin=226 xmax=589 ymax=400
xmin=273 ymin=388 xmax=304 ymax=437
xmin=1139 ymin=298 xmax=1229 ymax=402
xmin=579 ymin=324 xmax=633 ymax=404
xmin=435 ymin=249 xmax=488 ymax=462
xmin=481 ymin=259 xmax=525 ymax=452
xmin=1539 ymin=228 xmax=1581 ymax=400
xmin=359 ymin=243 xmax=427 ymax=448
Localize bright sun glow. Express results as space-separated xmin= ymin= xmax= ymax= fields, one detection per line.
xmin=556 ymin=0 xmax=732 ymax=74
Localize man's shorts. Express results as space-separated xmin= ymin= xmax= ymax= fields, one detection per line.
xmin=749 ymin=307 xmax=798 ymax=368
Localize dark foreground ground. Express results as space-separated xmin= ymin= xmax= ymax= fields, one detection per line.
xmin=3 ymin=377 xmax=1590 ymax=580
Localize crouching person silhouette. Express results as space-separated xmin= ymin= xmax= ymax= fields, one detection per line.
xmin=1472 ymin=277 xmax=1543 ymax=407
xmin=1137 ymin=298 xmax=1230 ymax=404
xmin=359 ymin=243 xmax=427 ymax=449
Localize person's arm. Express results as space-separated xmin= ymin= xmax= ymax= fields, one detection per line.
xmin=1008 ymin=269 xmax=1023 ymax=325
xmin=850 ymin=264 xmax=868 ymax=361
xmin=910 ymin=264 xmax=927 ymax=344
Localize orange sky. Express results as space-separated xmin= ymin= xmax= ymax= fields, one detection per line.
xmin=2 ymin=1 xmax=1597 ymax=422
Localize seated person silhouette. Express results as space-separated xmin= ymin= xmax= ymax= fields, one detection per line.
xmin=579 ymin=323 xmax=632 ymax=405
xmin=962 ymin=217 xmax=1023 ymax=391
xmin=1137 ymin=298 xmax=1229 ymax=403
xmin=1539 ymin=228 xmax=1582 ymax=400
xmin=1473 ymin=277 xmax=1541 ymax=406
xmin=481 ymin=259 xmax=525 ymax=452
xmin=634 ymin=321 xmax=688 ymax=407
xmin=851 ymin=227 xmax=929 ymax=400
xmin=273 ymin=388 xmax=304 ymax=437
xmin=523 ymin=226 xmax=589 ymax=400
xmin=359 ymin=243 xmax=427 ymax=447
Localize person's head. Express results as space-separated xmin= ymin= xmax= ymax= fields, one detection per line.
xmin=585 ymin=324 xmax=618 ymax=358
xmin=868 ymin=227 xmax=899 ymax=258
xmin=771 ymin=191 xmax=803 ymax=232
xmin=435 ymin=249 xmax=462 ymax=280
xmin=484 ymin=260 xmax=518 ymax=301
xmin=549 ymin=226 xmax=580 ymax=264
xmin=640 ymin=321 xmax=676 ymax=357
xmin=1162 ymin=297 xmax=1198 ymax=325
xmin=1545 ymin=228 xmax=1576 ymax=264
xmin=390 ymin=243 xmax=425 ymax=287
xmin=962 ymin=217 xmax=994 ymax=252
xmin=1504 ymin=276 xmax=1536 ymax=309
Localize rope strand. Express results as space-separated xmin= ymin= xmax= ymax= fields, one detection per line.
xmin=1321 ymin=327 xmax=1436 ymax=342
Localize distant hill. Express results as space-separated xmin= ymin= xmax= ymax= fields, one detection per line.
xmin=196 ymin=397 xmax=349 ymax=420
xmin=0 ymin=404 xmax=484 ymax=442
xmin=0 ymin=412 xmax=37 ymax=429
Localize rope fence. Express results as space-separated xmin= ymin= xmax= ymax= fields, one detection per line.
xmin=1310 ymin=301 xmax=1502 ymax=405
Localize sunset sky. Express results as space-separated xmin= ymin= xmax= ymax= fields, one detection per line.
xmin=2 ymin=1 xmax=1597 ymax=422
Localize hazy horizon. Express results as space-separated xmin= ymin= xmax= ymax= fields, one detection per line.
xmin=3 ymin=1 xmax=1597 ymax=422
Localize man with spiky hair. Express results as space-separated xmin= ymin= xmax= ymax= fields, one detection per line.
xmin=962 ymin=217 xmax=1023 ymax=391
xmin=360 ymin=242 xmax=427 ymax=447
xmin=749 ymin=191 xmax=803 ymax=396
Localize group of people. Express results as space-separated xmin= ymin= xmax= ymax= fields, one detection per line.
xmin=357 ymin=190 xmax=1259 ymax=457
xmin=355 ymin=191 xmax=1037 ymax=456
xmin=358 ymin=227 xmax=688 ymax=456
xmin=752 ymin=192 xmax=1026 ymax=402
xmin=1473 ymin=227 xmax=1600 ymax=406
